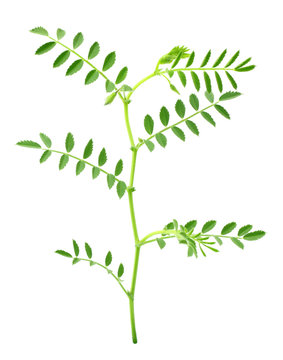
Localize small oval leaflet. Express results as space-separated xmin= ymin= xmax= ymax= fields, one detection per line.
xmin=103 ymin=51 xmax=116 ymax=71
xmin=145 ymin=140 xmax=155 ymax=152
xmin=186 ymin=51 xmax=195 ymax=67
xmin=59 ymin=154 xmax=69 ymax=170
xmin=213 ymin=49 xmax=227 ymax=67
xmin=73 ymin=239 xmax=79 ymax=257
xmin=204 ymin=72 xmax=212 ymax=93
xmin=177 ymin=71 xmax=187 ymax=87
xmin=105 ymin=92 xmax=117 ymax=105
xmin=98 ymin=148 xmax=107 ymax=166
xmin=225 ymin=50 xmax=240 ymax=67
xmin=238 ymin=224 xmax=253 ymax=237
xmin=185 ymin=220 xmax=197 ymax=232
xmin=57 ymin=28 xmax=66 ymax=40
xmin=202 ymin=220 xmax=217 ymax=233
xmin=106 ymin=80 xmax=115 ymax=93
xmin=205 ymin=91 xmax=214 ymax=103
xmin=144 ymin=115 xmax=154 ymax=135
xmin=160 ymin=106 xmax=170 ymax=126
xmin=235 ymin=57 xmax=252 ymax=69
xmin=118 ymin=263 xmax=124 ymax=277
xmin=92 ymin=166 xmax=100 ymax=179
xmin=76 ymin=160 xmax=85 ymax=176
xmin=235 ymin=65 xmax=255 ymax=72
xmin=221 ymin=222 xmax=237 ymax=235
xmin=219 ymin=91 xmax=241 ymax=101
xmin=185 ymin=120 xmax=199 ymax=136
xmin=35 ymin=42 xmax=56 ymax=55
xmin=191 ymin=71 xmax=200 ymax=91
xmin=172 ymin=126 xmax=185 ymax=141
xmin=117 ymin=181 xmax=127 ymax=199
xmin=66 ymin=59 xmax=84 ymax=76
xmin=85 ymin=242 xmax=92 ymax=259
xmin=155 ymin=133 xmax=167 ymax=148
xmin=107 ymin=174 xmax=116 ymax=189
xmin=40 ymin=133 xmax=52 ymax=148
xmin=40 ymin=150 xmax=52 ymax=163
xmin=169 ymin=83 xmax=180 ymax=95
xmin=53 ymin=50 xmax=70 ymax=68
xmin=231 ymin=238 xmax=244 ymax=249
xmin=215 ymin=71 xmax=223 ymax=93
xmin=214 ymin=104 xmax=230 ymax=119
xmin=201 ymin=111 xmax=216 ymax=126
xmin=200 ymin=50 xmax=211 ymax=67
xmin=189 ymin=94 xmax=199 ymax=111
xmin=73 ymin=32 xmax=84 ymax=49
xmin=16 ymin=140 xmax=41 ymax=149
xmin=225 ymin=71 xmax=238 ymax=89
xmin=105 ymin=251 xmax=112 ymax=266
xmin=243 ymin=230 xmax=265 ymax=241
xmin=115 ymin=159 xmax=123 ymax=176
xmin=55 ymin=250 xmax=72 ymax=258
xmin=83 ymin=139 xmax=93 ymax=159
xmin=88 ymin=42 xmax=100 ymax=59
xmin=30 ymin=26 xmax=49 ymax=36
xmin=85 ymin=70 xmax=99 ymax=85
xmin=65 ymin=132 xmax=75 ymax=152
xmin=175 ymin=99 xmax=186 ymax=118
xmin=115 ymin=67 xmax=128 ymax=84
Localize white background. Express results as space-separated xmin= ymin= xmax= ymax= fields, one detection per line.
xmin=1 ymin=0 xmax=282 ymax=358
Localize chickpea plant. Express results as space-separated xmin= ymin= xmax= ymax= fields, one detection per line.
xmin=17 ymin=26 xmax=266 ymax=344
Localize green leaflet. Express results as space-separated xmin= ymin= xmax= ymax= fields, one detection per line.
xmin=35 ymin=42 xmax=56 ymax=55
xmin=116 ymin=67 xmax=128 ymax=84
xmin=98 ymin=148 xmax=107 ymax=166
xmin=238 ymin=225 xmax=253 ymax=237
xmin=17 ymin=140 xmax=41 ymax=149
xmin=175 ymin=99 xmax=186 ymax=118
xmin=103 ymin=51 xmax=116 ymax=71
xmin=231 ymin=237 xmax=244 ymax=249
xmin=205 ymin=91 xmax=214 ymax=103
xmin=145 ymin=140 xmax=155 ymax=152
xmin=85 ymin=242 xmax=92 ymax=259
xmin=65 ymin=133 xmax=75 ymax=152
xmin=235 ymin=58 xmax=251 ymax=69
xmin=171 ymin=50 xmax=184 ymax=68
xmin=186 ymin=51 xmax=195 ymax=67
xmin=57 ymin=28 xmax=66 ymax=40
xmin=73 ymin=239 xmax=79 ymax=256
xmin=204 ymin=72 xmax=212 ymax=93
xmin=225 ymin=71 xmax=238 ymax=89
xmin=201 ymin=111 xmax=216 ymax=126
xmin=105 ymin=92 xmax=117 ymax=105
xmin=219 ymin=91 xmax=241 ymax=101
xmin=157 ymin=238 xmax=166 ymax=249
xmin=106 ymin=80 xmax=115 ymax=92
xmin=89 ymin=261 xmax=95 ymax=266
xmin=66 ymin=59 xmax=83 ymax=76
xmin=185 ymin=120 xmax=199 ymax=136
xmin=199 ymin=245 xmax=206 ymax=257
xmin=85 ymin=70 xmax=99 ymax=85
xmin=117 ymin=181 xmax=127 ymax=199
xmin=215 ymin=71 xmax=223 ymax=92
xmin=88 ymin=42 xmax=100 ymax=59
xmin=39 ymin=133 xmax=52 ymax=148
xmin=73 ymin=32 xmax=84 ymax=49
xmin=225 ymin=50 xmax=240 ymax=67
xmin=171 ymin=126 xmax=185 ymax=141
xmin=120 ymin=85 xmax=132 ymax=92
xmin=105 ymin=251 xmax=112 ymax=266
xmin=177 ymin=71 xmax=187 ymax=87
xmin=118 ymin=263 xmax=124 ymax=277
xmin=159 ymin=106 xmax=170 ymax=126
xmin=202 ymin=220 xmax=217 ymax=233
xmin=235 ymin=65 xmax=255 ymax=72
xmin=189 ymin=94 xmax=199 ymax=110
xmin=164 ymin=222 xmax=174 ymax=230
xmin=30 ymin=27 xmax=49 ymax=36
xmin=200 ymin=50 xmax=211 ymax=67
xmin=213 ymin=49 xmax=227 ymax=67
xmin=115 ymin=159 xmax=123 ymax=176
xmin=169 ymin=83 xmax=180 ymax=95
xmin=144 ymin=115 xmax=154 ymax=135
xmin=191 ymin=71 xmax=200 ymax=91
xmin=92 ymin=166 xmax=100 ymax=179
xmin=59 ymin=154 xmax=69 ymax=170
xmin=185 ymin=220 xmax=197 ymax=232
xmin=155 ymin=133 xmax=167 ymax=148
xmin=173 ymin=219 xmax=178 ymax=230
xmin=83 ymin=139 xmax=93 ymax=159
xmin=76 ymin=160 xmax=85 ymax=175
xmin=243 ymin=231 xmax=265 ymax=240
xmin=107 ymin=174 xmax=116 ymax=189
xmin=55 ymin=250 xmax=72 ymax=258
xmin=53 ymin=50 xmax=70 ymax=68
xmin=40 ymin=150 xmax=52 ymax=163
xmin=73 ymin=258 xmax=80 ymax=265
xmin=166 ymin=69 xmax=174 ymax=78
xmin=214 ymin=236 xmax=223 ymax=245
xmin=221 ymin=222 xmax=237 ymax=235
xmin=214 ymin=104 xmax=230 ymax=119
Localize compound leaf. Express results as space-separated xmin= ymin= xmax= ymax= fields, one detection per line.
xmin=85 ymin=242 xmax=92 ymax=259
xmin=214 ymin=104 xmax=230 ymax=119
xmin=117 ymin=181 xmax=127 ymax=199
xmin=73 ymin=32 xmax=84 ymax=49
xmin=66 ymin=59 xmax=83 ymax=76
xmin=102 ymin=51 xmax=116 ymax=71
xmin=155 ymin=133 xmax=167 ymax=148
xmin=201 ymin=111 xmax=216 ymax=126
xmin=59 ymin=154 xmax=69 ymax=170
xmin=88 ymin=42 xmax=100 ymax=59
xmin=185 ymin=120 xmax=199 ymax=135
xmin=189 ymin=94 xmax=199 ymax=110
xmin=35 ymin=42 xmax=56 ymax=55
xmin=76 ymin=160 xmax=85 ymax=175
xmin=243 ymin=231 xmax=265 ymax=240
xmin=83 ymin=139 xmax=93 ymax=159
xmin=40 ymin=150 xmax=51 ymax=163
xmin=221 ymin=222 xmax=237 ymax=235
xmin=53 ymin=50 xmax=70 ymax=68
xmin=172 ymin=126 xmax=185 ymax=141
xmin=160 ymin=106 xmax=170 ymax=126
xmin=73 ymin=239 xmax=79 ymax=257
xmin=105 ymin=251 xmax=112 ymax=266
xmin=98 ymin=148 xmax=107 ymax=166
xmin=144 ymin=115 xmax=154 ymax=135
xmin=115 ymin=67 xmax=128 ymax=84
xmin=85 ymin=70 xmax=99 ymax=85
xmin=175 ymin=99 xmax=186 ymax=118
xmin=65 ymin=132 xmax=74 ymax=152
xmin=191 ymin=71 xmax=200 ymax=91
xmin=17 ymin=140 xmax=41 ymax=149
xmin=238 ymin=225 xmax=253 ymax=237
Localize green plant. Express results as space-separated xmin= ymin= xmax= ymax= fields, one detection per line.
xmin=17 ymin=26 xmax=266 ymax=344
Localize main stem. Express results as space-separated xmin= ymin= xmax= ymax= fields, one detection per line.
xmin=124 ymin=101 xmax=140 ymax=344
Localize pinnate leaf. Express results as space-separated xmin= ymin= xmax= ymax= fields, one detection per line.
xmin=40 ymin=150 xmax=51 ymax=163
xmin=214 ymin=104 xmax=230 ymax=119
xmin=189 ymin=94 xmax=199 ymax=110
xmin=238 ymin=225 xmax=253 ymax=237
xmin=65 ymin=133 xmax=74 ymax=152
xmin=172 ymin=126 xmax=185 ymax=141
xmin=85 ymin=242 xmax=92 ymax=259
xmin=191 ymin=71 xmax=200 ymax=91
xmin=105 ymin=251 xmax=112 ymax=266
xmin=30 ymin=27 xmax=48 ymax=36
xmin=83 ymin=139 xmax=93 ymax=159
xmin=201 ymin=111 xmax=216 ymax=126
xmin=243 ymin=231 xmax=265 ymax=240
xmin=73 ymin=32 xmax=84 ymax=49
xmin=35 ymin=42 xmax=56 ymax=55
xmin=76 ymin=160 xmax=85 ymax=175
xmin=118 ymin=263 xmax=124 ymax=277
xmin=98 ymin=148 xmax=107 ymax=166
xmin=117 ymin=181 xmax=127 ymax=199
xmin=66 ymin=60 xmax=83 ymax=76
xmin=202 ymin=220 xmax=216 ymax=233
xmin=115 ymin=159 xmax=123 ymax=176
xmin=17 ymin=140 xmax=41 ymax=149
xmin=55 ymin=250 xmax=72 ymax=258
xmin=144 ymin=115 xmax=154 ymax=135
xmin=85 ymin=70 xmax=99 ymax=85
xmin=53 ymin=50 xmax=70 ymax=68
xmin=73 ymin=239 xmax=79 ymax=256
xmin=175 ymin=99 xmax=186 ymax=118
xmin=107 ymin=174 xmax=115 ymax=189
xmin=160 ymin=106 xmax=170 ymax=126
xmin=59 ymin=154 xmax=69 ymax=170
xmin=155 ymin=133 xmax=167 ymax=148
xmin=103 ymin=52 xmax=116 ymax=71
xmin=88 ymin=42 xmax=100 ymax=59
xmin=40 ymin=133 xmax=52 ymax=148
xmin=115 ymin=67 xmax=128 ymax=84
xmin=56 ymin=28 xmax=66 ymax=40
xmin=185 ymin=120 xmax=199 ymax=135
xmin=221 ymin=222 xmax=237 ymax=235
